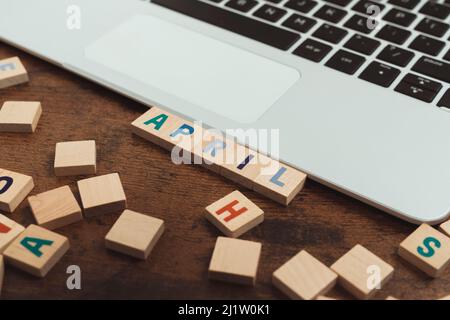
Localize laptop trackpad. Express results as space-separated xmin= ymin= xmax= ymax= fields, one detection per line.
xmin=84 ymin=14 xmax=300 ymax=123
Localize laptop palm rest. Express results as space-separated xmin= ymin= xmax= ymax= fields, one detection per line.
xmin=84 ymin=14 xmax=300 ymax=124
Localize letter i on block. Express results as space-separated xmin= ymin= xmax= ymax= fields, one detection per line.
xmin=0 ymin=214 xmax=25 ymax=253
xmin=205 ymin=191 xmax=264 ymax=238
xmin=0 ymin=168 xmax=34 ymax=213
xmin=4 ymin=225 xmax=69 ymax=277
xmin=398 ymin=224 xmax=450 ymax=278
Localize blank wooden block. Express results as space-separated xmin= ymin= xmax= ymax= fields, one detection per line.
xmin=331 ymin=244 xmax=394 ymax=300
xmin=439 ymin=220 xmax=450 ymax=237
xmin=54 ymin=140 xmax=96 ymax=176
xmin=386 ymin=296 xmax=398 ymax=300
xmin=28 ymin=186 xmax=82 ymax=230
xmin=208 ymin=236 xmax=261 ymax=286
xmin=0 ymin=57 xmax=29 ymax=89
xmin=0 ymin=255 xmax=4 ymax=296
xmin=273 ymin=250 xmax=337 ymax=300
xmin=439 ymin=295 xmax=450 ymax=300
xmin=398 ymin=224 xmax=450 ymax=278
xmin=205 ymin=191 xmax=264 ymax=238
xmin=3 ymin=224 xmax=69 ymax=277
xmin=0 ymin=214 xmax=25 ymax=253
xmin=77 ymin=173 xmax=127 ymax=217
xmin=105 ymin=210 xmax=164 ymax=260
xmin=316 ymin=295 xmax=336 ymax=300
xmin=0 ymin=168 xmax=34 ymax=213
xmin=0 ymin=101 xmax=41 ymax=133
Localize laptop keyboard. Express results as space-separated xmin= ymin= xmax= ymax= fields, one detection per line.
xmin=151 ymin=0 xmax=450 ymax=109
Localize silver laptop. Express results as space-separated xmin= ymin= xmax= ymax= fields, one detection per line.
xmin=2 ymin=0 xmax=450 ymax=224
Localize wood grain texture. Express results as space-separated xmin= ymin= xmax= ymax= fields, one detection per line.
xmin=1 ymin=43 xmax=450 ymax=299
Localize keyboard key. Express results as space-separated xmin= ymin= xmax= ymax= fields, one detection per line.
xmin=359 ymin=61 xmax=400 ymax=87
xmin=415 ymin=18 xmax=449 ymax=38
xmin=375 ymin=24 xmax=411 ymax=45
xmin=254 ymin=4 xmax=287 ymax=22
xmin=377 ymin=45 xmax=414 ymax=67
xmin=153 ymin=0 xmax=300 ymax=50
xmin=285 ymin=0 xmax=318 ymax=14
xmin=352 ymin=0 xmax=385 ymax=15
xmin=312 ymin=23 xmax=348 ymax=44
xmin=409 ymin=35 xmax=445 ymax=56
xmin=282 ymin=14 xmax=317 ymax=33
xmin=344 ymin=34 xmax=380 ymax=55
xmin=412 ymin=56 xmax=450 ymax=84
xmin=444 ymin=49 xmax=450 ymax=62
xmin=437 ymin=89 xmax=450 ymax=108
xmin=313 ymin=5 xmax=347 ymax=23
xmin=419 ymin=2 xmax=450 ymax=20
xmin=323 ymin=0 xmax=352 ymax=7
xmin=395 ymin=81 xmax=438 ymax=102
xmin=325 ymin=49 xmax=366 ymax=74
xmin=402 ymin=73 xmax=442 ymax=93
xmin=293 ymin=39 xmax=332 ymax=62
xmin=344 ymin=14 xmax=377 ymax=34
xmin=383 ymin=8 xmax=416 ymax=27
xmin=388 ymin=0 xmax=419 ymax=10
xmin=225 ymin=0 xmax=258 ymax=12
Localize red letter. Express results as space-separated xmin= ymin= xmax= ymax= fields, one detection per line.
xmin=0 ymin=222 xmax=11 ymax=234
xmin=215 ymin=200 xmax=248 ymax=222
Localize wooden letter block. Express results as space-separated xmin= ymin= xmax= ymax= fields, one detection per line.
xmin=0 ymin=101 xmax=42 ymax=133
xmin=0 ymin=57 xmax=29 ymax=89
xmin=0 ymin=255 xmax=4 ymax=295
xmin=28 ymin=186 xmax=83 ymax=230
xmin=205 ymin=191 xmax=264 ymax=238
xmin=439 ymin=220 xmax=450 ymax=237
xmin=331 ymin=244 xmax=394 ymax=300
xmin=105 ymin=210 xmax=164 ymax=260
xmin=208 ymin=236 xmax=261 ymax=286
xmin=54 ymin=140 xmax=96 ymax=176
xmin=0 ymin=168 xmax=34 ymax=213
xmin=273 ymin=250 xmax=337 ymax=300
xmin=77 ymin=173 xmax=127 ymax=217
xmin=3 ymin=225 xmax=69 ymax=277
xmin=398 ymin=224 xmax=450 ymax=278
xmin=0 ymin=214 xmax=25 ymax=253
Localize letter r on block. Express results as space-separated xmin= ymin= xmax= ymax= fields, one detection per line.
xmin=215 ymin=200 xmax=248 ymax=222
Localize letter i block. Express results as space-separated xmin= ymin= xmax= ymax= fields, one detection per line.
xmin=0 ymin=57 xmax=29 ymax=89
xmin=4 ymin=225 xmax=69 ymax=277
xmin=205 ymin=191 xmax=264 ymax=238
xmin=331 ymin=244 xmax=394 ymax=300
xmin=398 ymin=224 xmax=450 ymax=278
xmin=0 ymin=214 xmax=25 ymax=253
xmin=0 ymin=168 xmax=34 ymax=213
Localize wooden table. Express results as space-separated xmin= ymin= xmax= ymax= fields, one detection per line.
xmin=1 ymin=43 xmax=449 ymax=300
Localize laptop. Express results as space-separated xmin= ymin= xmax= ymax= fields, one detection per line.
xmin=2 ymin=0 xmax=450 ymax=224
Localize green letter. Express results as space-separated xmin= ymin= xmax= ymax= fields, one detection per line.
xmin=20 ymin=237 xmax=54 ymax=257
xmin=143 ymin=114 xmax=168 ymax=130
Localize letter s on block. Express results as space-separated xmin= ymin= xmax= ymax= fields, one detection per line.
xmin=417 ymin=236 xmax=441 ymax=258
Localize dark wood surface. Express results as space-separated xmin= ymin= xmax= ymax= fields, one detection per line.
xmin=1 ymin=43 xmax=449 ymax=300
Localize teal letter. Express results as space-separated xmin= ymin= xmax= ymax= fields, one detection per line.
xmin=170 ymin=124 xmax=194 ymax=138
xmin=203 ymin=140 xmax=226 ymax=157
xmin=143 ymin=114 xmax=168 ymax=130
xmin=20 ymin=237 xmax=54 ymax=257
xmin=417 ymin=237 xmax=441 ymax=258
xmin=270 ymin=167 xmax=287 ymax=187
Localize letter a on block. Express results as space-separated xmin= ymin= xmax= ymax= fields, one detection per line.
xmin=21 ymin=237 xmax=54 ymax=257
xmin=143 ymin=113 xmax=168 ymax=130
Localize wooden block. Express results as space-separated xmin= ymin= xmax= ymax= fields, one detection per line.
xmin=77 ymin=173 xmax=127 ymax=217
xmin=0 ymin=255 xmax=4 ymax=296
xmin=105 ymin=210 xmax=164 ymax=259
xmin=0 ymin=57 xmax=29 ymax=89
xmin=208 ymin=236 xmax=261 ymax=286
xmin=205 ymin=191 xmax=264 ymax=238
xmin=439 ymin=295 xmax=450 ymax=300
xmin=3 ymin=224 xmax=69 ymax=277
xmin=0 ymin=214 xmax=25 ymax=253
xmin=439 ymin=220 xmax=450 ymax=237
xmin=54 ymin=140 xmax=96 ymax=176
xmin=386 ymin=296 xmax=398 ymax=300
xmin=316 ymin=295 xmax=336 ymax=300
xmin=28 ymin=186 xmax=83 ymax=230
xmin=272 ymin=250 xmax=337 ymax=300
xmin=0 ymin=101 xmax=41 ymax=133
xmin=0 ymin=168 xmax=34 ymax=213
xmin=331 ymin=244 xmax=394 ymax=300
xmin=398 ymin=224 xmax=450 ymax=278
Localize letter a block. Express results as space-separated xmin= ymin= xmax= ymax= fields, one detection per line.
xmin=0 ymin=214 xmax=25 ymax=253
xmin=398 ymin=224 xmax=450 ymax=278
xmin=0 ymin=57 xmax=29 ymax=89
xmin=0 ymin=168 xmax=34 ymax=213
xmin=4 ymin=225 xmax=69 ymax=277
xmin=205 ymin=191 xmax=264 ymax=238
